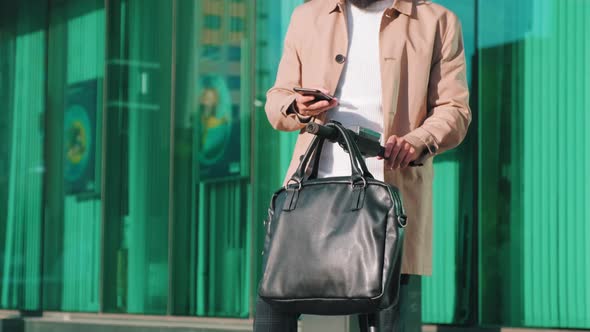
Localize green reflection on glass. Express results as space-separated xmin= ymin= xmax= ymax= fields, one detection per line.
xmin=103 ymin=0 xmax=172 ymax=315
xmin=0 ymin=0 xmax=47 ymax=312
xmin=479 ymin=0 xmax=590 ymax=328
xmin=171 ymin=0 xmax=252 ymax=318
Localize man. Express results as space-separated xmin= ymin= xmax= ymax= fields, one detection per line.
xmin=255 ymin=0 xmax=471 ymax=330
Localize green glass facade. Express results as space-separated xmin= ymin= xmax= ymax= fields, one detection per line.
xmin=478 ymin=0 xmax=590 ymax=328
xmin=43 ymin=0 xmax=104 ymax=313
xmin=421 ymin=0 xmax=477 ymax=325
xmin=0 ymin=0 xmax=589 ymax=329
xmin=1 ymin=0 xmax=48 ymax=312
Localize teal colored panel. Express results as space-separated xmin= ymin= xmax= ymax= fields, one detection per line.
xmin=253 ymin=0 xmax=302 ymax=290
xmin=125 ymin=90 xmax=170 ymax=314
xmin=478 ymin=28 xmax=526 ymax=328
xmin=422 ymin=0 xmax=477 ymax=325
xmin=479 ymin=0 xmax=590 ymax=328
xmin=522 ymin=0 xmax=590 ymax=327
xmin=60 ymin=6 xmax=104 ymax=313
xmin=0 ymin=28 xmax=46 ymax=310
xmin=255 ymin=0 xmax=300 ymax=177
xmin=171 ymin=0 xmax=253 ymax=317
xmin=422 ymin=161 xmax=459 ymax=324
xmin=102 ymin=0 xmax=172 ymax=315
xmin=195 ymin=181 xmax=251 ymax=318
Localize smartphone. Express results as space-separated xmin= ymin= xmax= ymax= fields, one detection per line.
xmin=293 ymin=87 xmax=334 ymax=101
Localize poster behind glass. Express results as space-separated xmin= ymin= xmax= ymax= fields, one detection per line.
xmin=64 ymin=79 xmax=102 ymax=197
xmin=195 ymin=0 xmax=249 ymax=181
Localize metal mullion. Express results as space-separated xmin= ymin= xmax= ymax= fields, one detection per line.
xmin=472 ymin=0 xmax=481 ymax=325
xmin=248 ymin=0 xmax=258 ymax=320
xmin=167 ymin=0 xmax=178 ymax=317
xmin=39 ymin=0 xmax=52 ymax=315
xmin=98 ymin=0 xmax=111 ymax=315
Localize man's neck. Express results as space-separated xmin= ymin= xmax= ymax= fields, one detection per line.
xmin=349 ymin=0 xmax=393 ymax=10
xmin=349 ymin=0 xmax=394 ymax=12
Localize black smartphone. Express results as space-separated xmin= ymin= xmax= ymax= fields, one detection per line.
xmin=293 ymin=87 xmax=334 ymax=101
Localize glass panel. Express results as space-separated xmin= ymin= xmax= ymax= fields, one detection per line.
xmin=103 ymin=0 xmax=172 ymax=314
xmin=42 ymin=0 xmax=104 ymax=312
xmin=171 ymin=0 xmax=252 ymax=317
xmin=421 ymin=0 xmax=478 ymax=325
xmin=252 ymin=0 xmax=303 ymax=291
xmin=478 ymin=0 xmax=590 ymax=327
xmin=0 ymin=0 xmax=47 ymax=311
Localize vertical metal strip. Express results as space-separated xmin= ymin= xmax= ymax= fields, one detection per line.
xmin=524 ymin=23 xmax=532 ymax=324
xmin=167 ymin=0 xmax=178 ymax=317
xmin=99 ymin=0 xmax=110 ymax=314
xmin=585 ymin=2 xmax=590 ymax=325
xmin=39 ymin=0 xmax=52 ymax=314
xmin=248 ymin=0 xmax=258 ymax=319
xmin=556 ymin=0 xmax=566 ymax=324
xmin=471 ymin=0 xmax=480 ymax=324
xmin=551 ymin=1 xmax=562 ymax=324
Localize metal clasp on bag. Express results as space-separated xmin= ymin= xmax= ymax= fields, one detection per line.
xmin=350 ymin=177 xmax=367 ymax=211
xmin=350 ymin=177 xmax=367 ymax=189
xmin=397 ymin=215 xmax=408 ymax=228
xmin=283 ymin=179 xmax=302 ymax=211
xmin=284 ymin=178 xmax=302 ymax=191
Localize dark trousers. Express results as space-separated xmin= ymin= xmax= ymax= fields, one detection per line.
xmin=253 ymin=275 xmax=421 ymax=332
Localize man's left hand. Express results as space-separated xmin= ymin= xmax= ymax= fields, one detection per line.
xmin=379 ymin=135 xmax=422 ymax=170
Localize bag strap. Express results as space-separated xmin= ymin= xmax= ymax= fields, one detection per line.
xmin=289 ymin=122 xmax=368 ymax=185
xmin=338 ymin=124 xmax=374 ymax=179
xmin=288 ymin=133 xmax=325 ymax=185
xmin=307 ymin=125 xmax=368 ymax=180
xmin=306 ymin=136 xmax=325 ymax=180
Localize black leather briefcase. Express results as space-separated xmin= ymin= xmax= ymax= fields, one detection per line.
xmin=258 ymin=122 xmax=407 ymax=315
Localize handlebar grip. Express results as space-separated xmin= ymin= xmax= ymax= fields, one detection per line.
xmin=305 ymin=123 xmax=339 ymax=140
xmin=306 ymin=122 xmax=422 ymax=167
xmin=375 ymin=145 xmax=422 ymax=167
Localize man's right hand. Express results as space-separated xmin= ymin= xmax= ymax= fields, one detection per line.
xmin=294 ymin=88 xmax=339 ymax=117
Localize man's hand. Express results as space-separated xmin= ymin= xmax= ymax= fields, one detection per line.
xmin=379 ymin=135 xmax=422 ymax=170
xmin=294 ymin=88 xmax=338 ymax=117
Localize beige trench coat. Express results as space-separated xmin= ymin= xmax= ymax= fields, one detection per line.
xmin=264 ymin=0 xmax=471 ymax=275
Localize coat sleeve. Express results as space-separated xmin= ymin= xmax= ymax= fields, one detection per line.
xmin=264 ymin=8 xmax=311 ymax=132
xmin=403 ymin=12 xmax=472 ymax=163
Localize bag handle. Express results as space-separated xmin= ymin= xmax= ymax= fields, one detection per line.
xmin=288 ymin=122 xmax=368 ymax=187
xmin=337 ymin=124 xmax=374 ymax=179
xmin=289 ymin=134 xmax=323 ymax=180
xmin=306 ymin=136 xmax=325 ymax=180
xmin=307 ymin=122 xmax=374 ymax=181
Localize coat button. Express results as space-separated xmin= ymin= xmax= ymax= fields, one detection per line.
xmin=335 ymin=54 xmax=346 ymax=64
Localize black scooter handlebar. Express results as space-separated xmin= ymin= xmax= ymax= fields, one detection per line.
xmin=305 ymin=122 xmax=421 ymax=166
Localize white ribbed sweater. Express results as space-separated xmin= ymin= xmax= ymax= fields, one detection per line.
xmin=317 ymin=0 xmax=393 ymax=181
